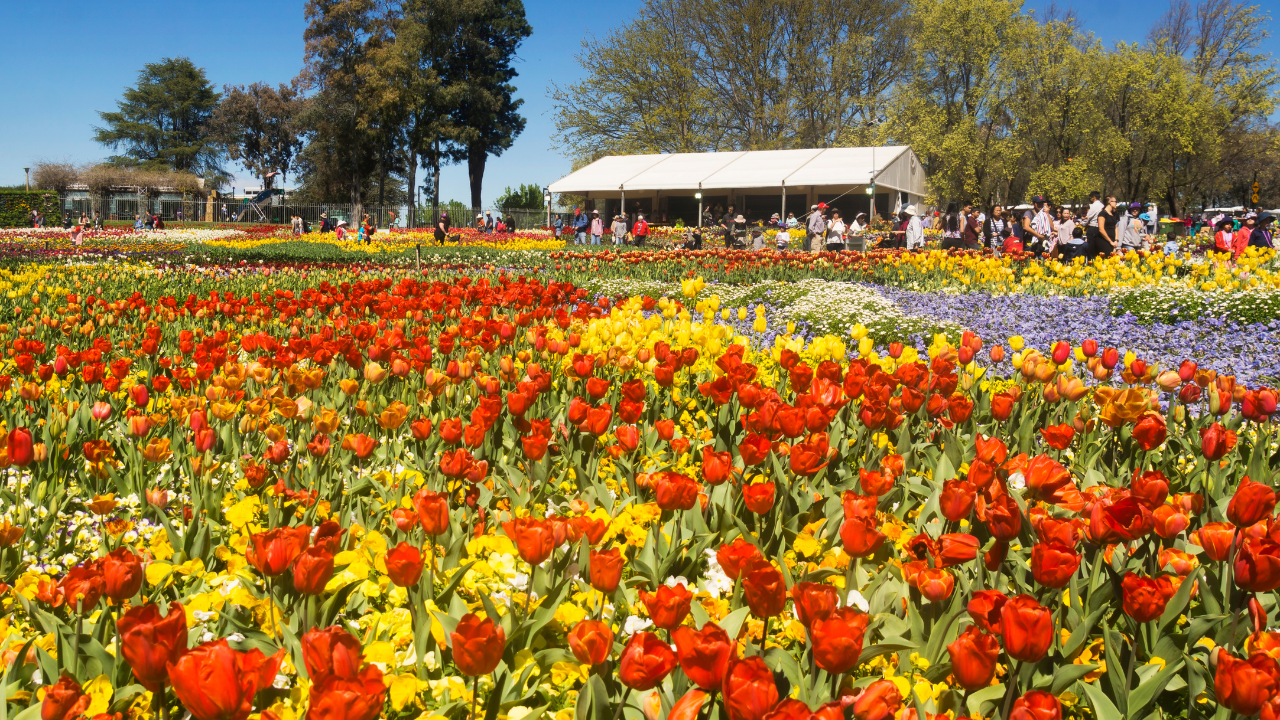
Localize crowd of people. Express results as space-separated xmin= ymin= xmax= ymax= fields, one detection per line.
xmin=558 ymin=208 xmax=652 ymax=246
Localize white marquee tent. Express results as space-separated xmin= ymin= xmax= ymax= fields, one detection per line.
xmin=548 ymin=146 xmax=926 ymax=224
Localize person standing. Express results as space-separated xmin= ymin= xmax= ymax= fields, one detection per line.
xmin=1082 ymin=191 xmax=1104 ymax=259
xmin=435 ymin=211 xmax=450 ymax=244
xmin=903 ymin=205 xmax=924 ymax=250
xmin=1057 ymin=209 xmax=1083 ymax=261
xmin=1146 ymin=203 xmax=1159 ymax=236
xmin=982 ymin=205 xmax=1010 ymax=252
xmin=827 ymin=211 xmax=846 ymax=251
xmin=720 ymin=205 xmax=737 ymax=247
xmin=553 ymin=214 xmax=564 ymax=240
xmin=572 ymin=208 xmax=589 ymax=244
xmin=633 ymin=213 xmax=649 ymax=245
xmin=92 ymin=211 xmax=102 ymax=230
xmin=940 ymin=203 xmax=962 ymax=249
xmin=1021 ymin=196 xmax=1051 ymax=255
xmin=611 ymin=214 xmax=627 ymax=245
xmin=1249 ymin=213 xmax=1274 ymax=249
xmin=590 ymin=210 xmax=603 ymax=245
xmin=1235 ymin=213 xmax=1257 ymax=256
xmin=1095 ymin=196 xmax=1119 ymax=257
xmin=786 ymin=212 xmax=798 ymax=229
xmin=1116 ymin=202 xmax=1145 ymax=252
xmin=806 ymin=205 xmax=825 ymax=252
xmin=1213 ymin=217 xmax=1234 ymax=254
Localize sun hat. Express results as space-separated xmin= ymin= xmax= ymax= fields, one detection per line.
xmin=905 ymin=205 xmax=918 ymax=216
xmin=1246 ymin=212 xmax=1258 ymax=219
xmin=734 ymin=215 xmax=745 ymax=223
xmin=811 ymin=204 xmax=818 ymax=210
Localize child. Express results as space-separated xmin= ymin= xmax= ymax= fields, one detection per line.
xmin=1002 ymin=233 xmax=1024 ymax=255
xmin=1162 ymin=233 xmax=1180 ymax=256
xmin=612 ymin=215 xmax=627 ymax=245
xmin=751 ymin=227 xmax=765 ymax=250
xmin=775 ymin=227 xmax=791 ymax=250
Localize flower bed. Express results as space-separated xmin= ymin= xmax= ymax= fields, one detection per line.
xmin=1 ymin=247 xmax=1279 ymax=720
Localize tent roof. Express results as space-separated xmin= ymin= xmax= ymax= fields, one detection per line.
xmin=549 ymin=146 xmax=919 ymax=194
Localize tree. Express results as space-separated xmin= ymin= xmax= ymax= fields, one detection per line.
xmin=447 ymin=0 xmax=532 ymax=209
xmin=210 ymin=83 xmax=305 ymax=192
xmin=296 ymin=0 xmax=391 ymax=218
xmin=496 ymin=183 xmax=543 ymax=209
xmin=94 ymin=58 xmax=225 ymax=183
xmin=552 ymin=0 xmax=910 ymax=163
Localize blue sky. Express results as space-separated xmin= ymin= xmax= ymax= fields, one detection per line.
xmin=0 ymin=0 xmax=1274 ymax=208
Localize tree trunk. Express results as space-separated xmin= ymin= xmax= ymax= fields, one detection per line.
xmin=431 ymin=140 xmax=441 ymax=222
xmin=351 ymin=171 xmax=363 ymax=227
xmin=407 ymin=151 xmax=417 ymax=229
xmin=468 ymin=143 xmax=486 ymax=211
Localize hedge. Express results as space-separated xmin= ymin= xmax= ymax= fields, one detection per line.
xmin=0 ymin=191 xmax=62 ymax=228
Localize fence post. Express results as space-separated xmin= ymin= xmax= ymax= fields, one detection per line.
xmin=415 ymin=244 xmax=421 ymax=274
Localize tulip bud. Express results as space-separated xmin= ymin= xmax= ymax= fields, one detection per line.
xmin=92 ymin=402 xmax=112 ymax=421
xmin=989 ymin=345 xmax=1005 ymax=363
xmin=1179 ymin=360 xmax=1197 ymax=383
xmin=1081 ymin=339 xmax=1098 ymax=357
xmin=1051 ymin=342 xmax=1070 ymax=364
xmin=1130 ymin=359 xmax=1147 ymax=378
xmin=1101 ymin=347 xmax=1119 ymax=369
xmin=1156 ymin=371 xmax=1181 ymax=392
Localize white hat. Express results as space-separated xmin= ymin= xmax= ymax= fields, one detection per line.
xmin=905 ymin=205 xmax=918 ymax=216
xmin=734 ymin=215 xmax=745 ymax=223
xmin=337 ymin=220 xmax=348 ymax=226
xmin=637 ymin=214 xmax=643 ymax=220
xmin=476 ymin=214 xmax=483 ymax=219
xmin=810 ymin=204 xmax=818 ymax=210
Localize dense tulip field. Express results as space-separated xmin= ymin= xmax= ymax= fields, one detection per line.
xmin=4 ymin=236 xmax=1280 ymax=720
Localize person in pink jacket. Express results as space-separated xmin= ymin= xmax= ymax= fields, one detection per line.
xmin=1234 ymin=213 xmax=1256 ymax=258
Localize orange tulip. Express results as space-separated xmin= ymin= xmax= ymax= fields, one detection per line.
xmin=167 ymin=639 xmax=284 ymax=720
xmin=450 ymin=613 xmax=505 ymax=677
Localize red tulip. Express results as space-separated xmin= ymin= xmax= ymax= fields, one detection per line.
xmin=384 ymin=542 xmax=424 ymax=587
xmin=1201 ymin=422 xmax=1238 ymax=460
xmin=101 ymin=547 xmax=143 ymax=602
xmin=167 ymin=639 xmax=284 ymax=720
xmin=1229 ymin=476 xmax=1276 ymax=528
xmin=811 ymin=607 xmax=869 ymax=674
xmin=1040 ymin=424 xmax=1075 ymax=449
xmin=655 ymin=472 xmax=701 ymax=511
xmin=293 ymin=546 xmax=335 ymax=595
xmin=309 ymin=665 xmax=386 ymax=720
xmin=413 ymin=490 xmax=450 ymax=536
xmin=589 ymin=547 xmax=624 ymax=593
xmin=1132 ymin=412 xmax=1167 ymax=450
xmin=618 ymin=632 xmax=677 ymax=690
xmin=1236 ymin=537 xmax=1280 ymax=592
xmin=1008 ymin=690 xmax=1062 ymax=720
xmin=937 ymin=533 xmax=980 ymax=567
xmin=723 ymin=656 xmax=779 ymax=720
xmin=451 ymin=613 xmax=505 ymax=676
xmin=743 ymin=560 xmax=786 ymax=618
xmin=702 ymin=446 xmax=734 ymax=485
xmin=1122 ymin=573 xmax=1175 ymax=622
xmin=968 ymin=589 xmax=1008 ymax=635
xmin=117 ymin=601 xmax=187 ymax=692
xmin=672 ymin=622 xmax=734 ymax=691
xmin=851 ymin=679 xmax=902 ymax=720
xmin=789 ymin=433 xmax=832 ymax=476
xmin=502 ymin=517 xmax=556 ymax=566
xmin=947 ymin=626 xmax=999 ymax=691
xmin=1193 ymin=522 xmax=1237 ymax=561
xmin=1131 ymin=469 xmax=1170 ymax=509
xmin=639 ymin=583 xmax=693 ymax=630
xmin=742 ymin=481 xmax=776 ymax=514
xmin=1215 ymin=651 xmax=1280 ymax=716
xmin=7 ymin=428 xmax=33 ymax=468
xmin=939 ymin=479 xmax=975 ymax=521
xmin=717 ymin=538 xmax=763 ymax=580
xmin=41 ymin=675 xmax=90 ymax=720
xmin=1090 ymin=496 xmax=1153 ymax=542
xmin=301 ymin=626 xmax=364 ymax=683
xmin=790 ymin=582 xmax=839 ymax=627
xmin=1000 ymin=594 xmax=1053 ymax=662
xmin=738 ymin=433 xmax=772 ymax=466
xmin=840 ymin=516 xmax=886 ymax=557
xmin=247 ymin=526 xmax=310 ymax=577
xmin=1030 ymin=542 xmax=1080 ymax=589
xmin=567 ymin=619 xmax=613 ymax=666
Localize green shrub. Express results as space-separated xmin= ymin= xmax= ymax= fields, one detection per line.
xmin=0 ymin=191 xmax=61 ymax=228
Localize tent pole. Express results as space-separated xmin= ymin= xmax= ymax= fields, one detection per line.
xmin=781 ymin=184 xmax=786 ymax=225
xmin=620 ymin=185 xmax=625 ymax=227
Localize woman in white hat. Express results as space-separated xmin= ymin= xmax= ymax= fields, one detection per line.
xmin=903 ymin=205 xmax=924 ymax=250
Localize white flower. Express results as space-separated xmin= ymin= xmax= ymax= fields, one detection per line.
xmin=1008 ymin=472 xmax=1026 ymax=490
xmin=273 ymin=674 xmax=290 ymax=689
xmin=227 ymin=633 xmax=246 ymax=643
xmin=666 ymin=575 xmax=689 ymax=588
xmin=847 ymin=590 xmax=869 ymax=612
xmin=624 ymin=616 xmax=653 ymax=635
